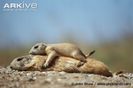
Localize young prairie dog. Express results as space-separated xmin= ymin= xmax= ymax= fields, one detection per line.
xmin=29 ymin=43 xmax=95 ymax=68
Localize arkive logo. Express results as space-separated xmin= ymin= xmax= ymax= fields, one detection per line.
xmin=3 ymin=2 xmax=37 ymax=11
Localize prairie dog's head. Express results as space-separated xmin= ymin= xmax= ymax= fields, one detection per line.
xmin=10 ymin=55 xmax=32 ymax=70
xmin=29 ymin=43 xmax=47 ymax=55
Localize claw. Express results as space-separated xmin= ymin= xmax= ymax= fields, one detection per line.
xmin=43 ymin=63 xmax=49 ymax=68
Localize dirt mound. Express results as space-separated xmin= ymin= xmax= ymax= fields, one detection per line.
xmin=0 ymin=67 xmax=132 ymax=88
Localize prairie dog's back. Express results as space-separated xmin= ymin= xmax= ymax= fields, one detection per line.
xmin=47 ymin=43 xmax=84 ymax=56
xmin=79 ymin=58 xmax=112 ymax=77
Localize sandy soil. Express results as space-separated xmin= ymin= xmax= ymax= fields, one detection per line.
xmin=0 ymin=66 xmax=133 ymax=88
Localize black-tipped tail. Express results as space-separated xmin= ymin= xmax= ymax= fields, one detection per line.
xmin=86 ymin=50 xmax=95 ymax=57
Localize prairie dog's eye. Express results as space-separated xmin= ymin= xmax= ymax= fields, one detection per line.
xmin=34 ymin=45 xmax=38 ymax=49
xmin=17 ymin=58 xmax=23 ymax=61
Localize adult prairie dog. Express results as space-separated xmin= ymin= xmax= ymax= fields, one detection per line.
xmin=10 ymin=55 xmax=46 ymax=71
xmin=10 ymin=55 xmax=112 ymax=77
xmin=29 ymin=43 xmax=95 ymax=68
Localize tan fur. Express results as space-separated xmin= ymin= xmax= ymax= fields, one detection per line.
xmin=24 ymin=56 xmax=46 ymax=71
xmin=29 ymin=43 xmax=88 ymax=68
xmin=79 ymin=58 xmax=112 ymax=77
xmin=10 ymin=55 xmax=112 ymax=77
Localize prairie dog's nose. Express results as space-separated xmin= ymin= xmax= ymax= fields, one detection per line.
xmin=29 ymin=49 xmax=32 ymax=54
xmin=29 ymin=49 xmax=36 ymax=55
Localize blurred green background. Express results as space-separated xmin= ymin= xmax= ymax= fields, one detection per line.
xmin=0 ymin=0 xmax=133 ymax=72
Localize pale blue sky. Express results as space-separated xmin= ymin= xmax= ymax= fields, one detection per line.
xmin=0 ymin=0 xmax=133 ymax=48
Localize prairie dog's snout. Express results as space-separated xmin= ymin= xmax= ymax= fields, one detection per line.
xmin=29 ymin=43 xmax=46 ymax=55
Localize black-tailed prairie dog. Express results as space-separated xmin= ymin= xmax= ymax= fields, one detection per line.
xmin=29 ymin=43 xmax=95 ymax=68
xmin=10 ymin=55 xmax=112 ymax=77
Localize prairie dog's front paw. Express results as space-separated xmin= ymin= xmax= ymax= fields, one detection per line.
xmin=77 ymin=62 xmax=85 ymax=67
xmin=43 ymin=62 xmax=49 ymax=68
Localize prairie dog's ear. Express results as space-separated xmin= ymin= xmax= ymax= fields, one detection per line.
xmin=40 ymin=43 xmax=47 ymax=50
xmin=42 ymin=42 xmax=47 ymax=46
